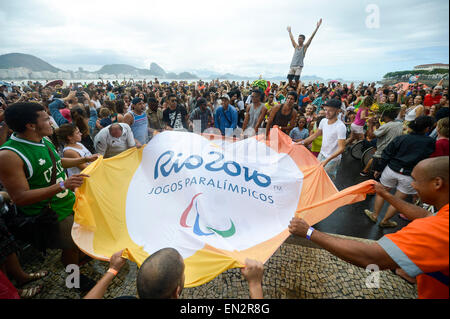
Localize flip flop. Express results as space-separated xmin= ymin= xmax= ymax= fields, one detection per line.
xmin=18 ymin=285 xmax=43 ymax=299
xmin=379 ymin=220 xmax=398 ymax=228
xmin=364 ymin=209 xmax=377 ymax=223
xmin=17 ymin=271 xmax=49 ymax=287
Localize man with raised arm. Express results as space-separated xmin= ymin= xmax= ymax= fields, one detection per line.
xmin=287 ymin=19 xmax=322 ymax=87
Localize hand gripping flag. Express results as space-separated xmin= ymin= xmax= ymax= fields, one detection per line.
xmin=73 ymin=127 xmax=375 ymax=287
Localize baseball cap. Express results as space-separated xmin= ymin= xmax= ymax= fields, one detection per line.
xmin=302 ymin=97 xmax=311 ymax=104
xmin=322 ymin=99 xmax=341 ymax=108
xmin=220 ymin=93 xmax=230 ymax=100
xmin=131 ymin=97 xmax=143 ymax=105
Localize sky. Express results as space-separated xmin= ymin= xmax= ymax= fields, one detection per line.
xmin=0 ymin=0 xmax=448 ymax=81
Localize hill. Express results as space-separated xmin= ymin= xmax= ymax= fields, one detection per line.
xmin=0 ymin=53 xmax=62 ymax=72
xmin=149 ymin=62 xmax=166 ymax=77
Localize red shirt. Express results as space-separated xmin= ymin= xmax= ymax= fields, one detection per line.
xmin=379 ymin=204 xmax=449 ymax=299
xmin=430 ymin=138 xmax=449 ymax=158
xmin=423 ymin=94 xmax=442 ymax=107
xmin=0 ymin=270 xmax=20 ymax=299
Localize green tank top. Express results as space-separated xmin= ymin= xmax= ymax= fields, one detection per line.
xmin=0 ymin=134 xmax=75 ymax=221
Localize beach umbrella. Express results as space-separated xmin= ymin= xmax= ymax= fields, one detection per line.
xmin=44 ymin=80 xmax=64 ymax=88
xmin=0 ymin=81 xmax=12 ymax=87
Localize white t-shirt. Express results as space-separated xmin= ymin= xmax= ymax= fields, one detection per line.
xmin=63 ymin=142 xmax=93 ymax=177
xmin=91 ymin=99 xmax=102 ymax=109
xmin=318 ymin=118 xmax=347 ymax=160
xmin=94 ymin=123 xmax=136 ymax=158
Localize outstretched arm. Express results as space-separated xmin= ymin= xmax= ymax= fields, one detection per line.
xmin=83 ymin=250 xmax=127 ymax=299
xmin=289 ymin=217 xmax=397 ymax=270
xmin=241 ymin=259 xmax=264 ymax=299
xmin=304 ymin=18 xmax=322 ymax=53
xmin=287 ymin=26 xmax=298 ymax=49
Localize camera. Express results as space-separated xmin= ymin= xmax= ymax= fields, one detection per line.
xmin=76 ymin=90 xmax=85 ymax=103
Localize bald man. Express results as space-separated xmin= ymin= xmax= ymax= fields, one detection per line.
xmin=289 ymin=156 xmax=449 ymax=299
xmin=84 ymin=248 xmax=265 ymax=299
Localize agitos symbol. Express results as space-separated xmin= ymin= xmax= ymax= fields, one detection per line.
xmin=180 ymin=193 xmax=236 ymax=238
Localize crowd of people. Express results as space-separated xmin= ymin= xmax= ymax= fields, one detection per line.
xmin=0 ymin=74 xmax=448 ymax=299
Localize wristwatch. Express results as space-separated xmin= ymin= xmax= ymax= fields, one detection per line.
xmin=58 ymin=181 xmax=66 ymax=191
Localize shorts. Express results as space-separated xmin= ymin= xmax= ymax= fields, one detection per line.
xmin=287 ymin=66 xmax=303 ymax=81
xmin=380 ymin=165 xmax=417 ymax=195
xmin=46 ymin=214 xmax=78 ymax=250
xmin=350 ymin=123 xmax=365 ymax=134
xmin=9 ymin=211 xmax=77 ymax=251
xmin=318 ymin=153 xmax=341 ymax=181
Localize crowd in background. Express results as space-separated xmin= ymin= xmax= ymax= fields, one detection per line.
xmin=0 ymin=76 xmax=448 ymax=299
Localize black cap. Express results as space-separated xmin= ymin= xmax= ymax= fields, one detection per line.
xmin=322 ymin=98 xmax=341 ymax=108
xmin=197 ymin=97 xmax=207 ymax=106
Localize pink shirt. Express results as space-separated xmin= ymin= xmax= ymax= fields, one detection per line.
xmin=353 ymin=107 xmax=366 ymax=126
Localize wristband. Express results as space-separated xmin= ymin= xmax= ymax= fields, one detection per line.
xmin=107 ymin=268 xmax=118 ymax=276
xmin=306 ymin=227 xmax=315 ymax=240
xmin=59 ymin=181 xmax=66 ymax=191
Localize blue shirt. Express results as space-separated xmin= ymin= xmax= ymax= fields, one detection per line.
xmin=49 ymin=99 xmax=97 ymax=136
xmin=289 ymin=127 xmax=309 ymax=141
xmin=214 ymin=105 xmax=238 ymax=136
xmin=128 ymin=110 xmax=148 ymax=145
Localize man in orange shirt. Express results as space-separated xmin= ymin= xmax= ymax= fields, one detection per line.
xmin=289 ymin=156 xmax=449 ymax=299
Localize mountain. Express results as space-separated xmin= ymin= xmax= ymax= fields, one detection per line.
xmin=177 ymin=72 xmax=198 ymax=79
xmin=149 ymin=62 xmax=166 ymax=77
xmin=97 ymin=64 xmax=141 ymax=75
xmin=0 ymin=53 xmax=62 ymax=72
xmin=95 ymin=63 xmax=198 ymax=79
xmin=96 ymin=64 xmax=154 ymax=76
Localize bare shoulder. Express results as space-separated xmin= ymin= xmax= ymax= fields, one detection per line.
xmin=0 ymin=148 xmax=22 ymax=165
xmin=273 ymin=104 xmax=282 ymax=112
xmin=0 ymin=149 xmax=24 ymax=174
xmin=123 ymin=112 xmax=133 ymax=123
xmin=63 ymin=149 xmax=81 ymax=159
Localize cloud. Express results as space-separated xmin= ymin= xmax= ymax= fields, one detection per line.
xmin=0 ymin=0 xmax=448 ymax=81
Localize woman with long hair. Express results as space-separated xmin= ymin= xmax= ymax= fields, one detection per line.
xmin=55 ymin=124 xmax=94 ymax=177
xmin=346 ymin=95 xmax=373 ymax=145
xmin=70 ymin=106 xmax=96 ymax=154
xmin=104 ymin=100 xmax=123 ymax=123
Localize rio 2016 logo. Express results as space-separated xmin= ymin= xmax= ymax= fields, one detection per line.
xmin=154 ymin=150 xmax=271 ymax=188
xmin=180 ymin=193 xmax=236 ymax=238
